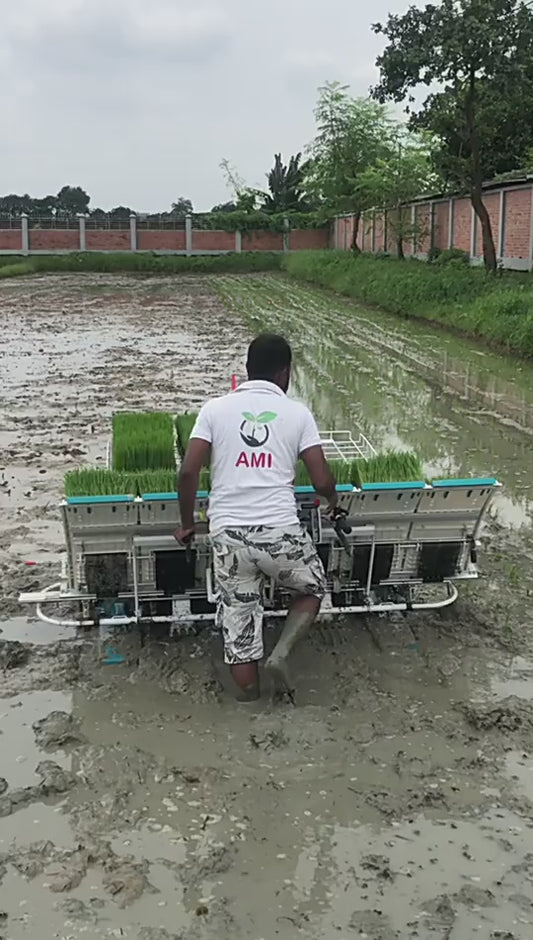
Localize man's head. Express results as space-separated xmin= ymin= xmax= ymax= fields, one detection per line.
xmin=246 ymin=333 xmax=292 ymax=392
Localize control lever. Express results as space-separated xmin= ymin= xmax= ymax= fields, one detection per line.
xmin=331 ymin=508 xmax=352 ymax=554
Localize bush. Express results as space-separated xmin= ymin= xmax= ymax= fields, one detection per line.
xmin=435 ymin=247 xmax=470 ymax=266
xmin=283 ymin=251 xmax=533 ymax=357
xmin=427 ymin=246 xmax=441 ymax=263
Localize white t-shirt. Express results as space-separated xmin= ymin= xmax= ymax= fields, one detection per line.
xmin=190 ymin=380 xmax=322 ymax=533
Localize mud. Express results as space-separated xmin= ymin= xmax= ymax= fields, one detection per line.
xmin=0 ymin=274 xmax=532 ymax=938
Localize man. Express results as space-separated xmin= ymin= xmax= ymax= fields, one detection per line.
xmin=175 ymin=333 xmax=337 ymax=702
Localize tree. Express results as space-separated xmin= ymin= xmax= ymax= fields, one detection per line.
xmin=262 ymin=153 xmax=310 ymax=212
xmin=56 ymin=185 xmax=90 ymax=216
xmin=109 ymin=206 xmax=132 ymax=219
xmin=30 ymin=195 xmax=58 ymax=217
xmin=307 ymin=82 xmax=392 ymax=249
xmin=372 ymin=0 xmax=533 ymax=271
xmin=360 ymin=129 xmax=441 ymax=258
xmin=0 ymin=193 xmax=33 ymax=216
xmin=211 ymin=201 xmax=237 ymax=213
xmin=170 ymin=197 xmax=193 ymax=218
xmin=219 ymin=159 xmax=263 ymax=211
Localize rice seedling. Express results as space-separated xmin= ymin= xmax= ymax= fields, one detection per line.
xmin=134 ymin=469 xmax=178 ymax=494
xmin=294 ymin=451 xmax=423 ymax=487
xmin=175 ymin=413 xmax=198 ymax=457
xmin=198 ymin=467 xmax=211 ymax=491
xmin=64 ymin=469 xmax=139 ymax=497
xmin=284 ymin=251 xmax=533 ymax=359
xmin=112 ymin=412 xmax=175 ymax=471
xmin=64 ymin=468 xmax=178 ymax=497
xmin=66 ymin=449 xmax=422 ymax=498
xmin=353 ymin=451 xmax=424 ymax=485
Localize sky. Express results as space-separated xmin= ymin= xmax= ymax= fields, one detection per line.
xmin=2 ymin=0 xmax=411 ymax=212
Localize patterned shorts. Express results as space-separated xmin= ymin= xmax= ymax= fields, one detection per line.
xmin=211 ymin=525 xmax=326 ymax=665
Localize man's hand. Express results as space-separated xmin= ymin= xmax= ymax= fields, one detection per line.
xmin=325 ymin=492 xmax=338 ymax=516
xmin=174 ymin=526 xmax=195 ymax=546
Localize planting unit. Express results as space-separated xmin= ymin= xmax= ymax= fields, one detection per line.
xmin=19 ymin=407 xmax=500 ymax=637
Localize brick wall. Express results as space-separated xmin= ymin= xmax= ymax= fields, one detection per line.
xmin=290 ymin=229 xmax=330 ymax=250
xmin=451 ymin=198 xmax=472 ymax=253
xmin=192 ymin=230 xmax=236 ymax=251
xmin=473 ymin=192 xmax=501 ymax=257
xmin=241 ymin=231 xmax=284 ymax=251
xmin=504 ymin=188 xmax=532 ymax=259
xmin=86 ymin=230 xmax=131 ymax=251
xmin=29 ymin=230 xmax=79 ymax=251
xmin=415 ymin=204 xmax=431 ymax=254
xmin=433 ymin=202 xmax=450 ymax=251
xmin=360 ymin=216 xmax=372 ymax=252
xmin=137 ymin=230 xmax=186 ymax=251
xmin=0 ymin=230 xmax=23 ymax=250
xmin=374 ymin=213 xmax=386 ymax=252
xmin=333 ymin=182 xmax=533 ymax=268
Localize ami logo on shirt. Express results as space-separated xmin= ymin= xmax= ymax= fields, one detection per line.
xmin=235 ymin=411 xmax=276 ymax=469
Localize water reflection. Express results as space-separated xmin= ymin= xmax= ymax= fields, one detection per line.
xmin=230 ymin=277 xmax=533 ymax=528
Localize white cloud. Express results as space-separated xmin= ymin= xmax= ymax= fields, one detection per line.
xmin=1 ymin=0 xmax=412 ymax=210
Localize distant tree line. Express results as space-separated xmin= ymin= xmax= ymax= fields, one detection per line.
xmin=0 ymin=187 xmax=195 ymax=221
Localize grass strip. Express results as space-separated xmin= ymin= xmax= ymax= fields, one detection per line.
xmin=0 ymin=252 xmax=283 ymax=278
xmin=112 ymin=412 xmax=175 ymax=472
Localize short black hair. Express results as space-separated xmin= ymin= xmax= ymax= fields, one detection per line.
xmin=246 ymin=333 xmax=292 ymax=381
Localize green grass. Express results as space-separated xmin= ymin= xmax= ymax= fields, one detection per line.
xmin=283 ymin=251 xmax=533 ymax=358
xmin=112 ymin=412 xmax=175 ymax=471
xmin=175 ymin=413 xmax=198 ymax=457
xmin=0 ymin=261 xmax=35 ymax=278
xmin=0 ymin=251 xmax=283 ymax=278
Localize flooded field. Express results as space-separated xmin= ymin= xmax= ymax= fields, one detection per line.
xmin=1 ymin=273 xmax=533 ymax=940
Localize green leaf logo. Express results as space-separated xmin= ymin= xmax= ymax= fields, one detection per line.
xmin=256 ymin=411 xmax=277 ymax=424
xmin=242 ymin=412 xmax=256 ymax=422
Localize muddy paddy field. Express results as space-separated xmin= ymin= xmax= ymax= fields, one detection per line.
xmin=1 ymin=273 xmax=533 ymax=940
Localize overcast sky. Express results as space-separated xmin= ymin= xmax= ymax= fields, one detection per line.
xmin=2 ymin=0 xmax=410 ymax=211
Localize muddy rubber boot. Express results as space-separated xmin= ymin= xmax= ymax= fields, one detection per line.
xmin=264 ymin=611 xmax=315 ymax=697
xmin=235 ymin=683 xmax=260 ymax=703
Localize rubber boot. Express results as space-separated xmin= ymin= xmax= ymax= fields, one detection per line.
xmin=264 ymin=610 xmax=316 ymax=696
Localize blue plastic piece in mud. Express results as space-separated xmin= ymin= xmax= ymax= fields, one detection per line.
xmin=103 ymin=646 xmax=125 ymax=665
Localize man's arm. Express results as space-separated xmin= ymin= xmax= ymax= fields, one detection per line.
xmin=301 ymin=445 xmax=337 ymax=513
xmin=175 ymin=438 xmax=211 ymax=543
xmin=175 ymin=403 xmax=213 ymax=543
